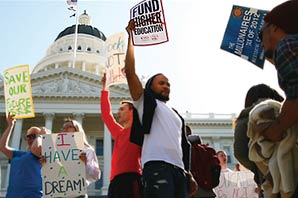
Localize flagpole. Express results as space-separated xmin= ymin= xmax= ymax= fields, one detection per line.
xmin=72 ymin=3 xmax=79 ymax=68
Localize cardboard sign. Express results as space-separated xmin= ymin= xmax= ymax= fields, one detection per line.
xmin=3 ymin=64 xmax=35 ymax=119
xmin=130 ymin=0 xmax=169 ymax=46
xmin=220 ymin=5 xmax=268 ymax=69
xmin=214 ymin=171 xmax=258 ymax=198
xmin=42 ymin=132 xmax=87 ymax=198
xmin=105 ymin=32 xmax=127 ymax=87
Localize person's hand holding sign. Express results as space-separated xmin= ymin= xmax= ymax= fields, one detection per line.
xmin=126 ymin=19 xmax=136 ymax=36
xmin=6 ymin=112 xmax=16 ymax=128
xmin=79 ymin=152 xmax=87 ymax=165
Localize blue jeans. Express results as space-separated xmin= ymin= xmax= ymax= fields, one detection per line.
xmin=142 ymin=161 xmax=188 ymax=198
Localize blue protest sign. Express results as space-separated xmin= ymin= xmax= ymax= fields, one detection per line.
xmin=221 ymin=5 xmax=268 ymax=69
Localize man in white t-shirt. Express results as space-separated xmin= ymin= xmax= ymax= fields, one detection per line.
xmin=124 ymin=20 xmax=197 ymax=198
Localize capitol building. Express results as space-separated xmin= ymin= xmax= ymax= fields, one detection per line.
xmin=0 ymin=12 xmax=236 ymax=197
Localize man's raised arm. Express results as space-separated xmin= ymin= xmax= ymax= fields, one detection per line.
xmin=125 ymin=20 xmax=144 ymax=101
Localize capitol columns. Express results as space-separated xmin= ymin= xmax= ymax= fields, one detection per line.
xmin=102 ymin=125 xmax=112 ymax=194
xmin=43 ymin=113 xmax=55 ymax=133
xmin=212 ymin=136 xmax=221 ymax=151
xmin=11 ymin=119 xmax=23 ymax=149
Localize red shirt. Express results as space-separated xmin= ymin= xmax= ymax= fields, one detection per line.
xmin=100 ymin=90 xmax=142 ymax=181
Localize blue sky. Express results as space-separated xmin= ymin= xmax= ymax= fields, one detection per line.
xmin=0 ymin=0 xmax=286 ymax=114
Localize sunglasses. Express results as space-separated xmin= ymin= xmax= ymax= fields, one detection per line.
xmin=258 ymin=23 xmax=271 ymax=42
xmin=25 ymin=133 xmax=37 ymax=140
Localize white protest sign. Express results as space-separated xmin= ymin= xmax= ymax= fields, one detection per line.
xmin=3 ymin=64 xmax=35 ymax=119
xmin=42 ymin=132 xmax=87 ymax=198
xmin=130 ymin=0 xmax=169 ymax=46
xmin=214 ymin=171 xmax=258 ymax=198
xmin=105 ymin=32 xmax=127 ymax=87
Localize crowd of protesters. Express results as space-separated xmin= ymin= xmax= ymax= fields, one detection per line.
xmin=1 ymin=1 xmax=298 ymax=197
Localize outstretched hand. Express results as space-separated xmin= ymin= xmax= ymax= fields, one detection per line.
xmin=101 ymin=72 xmax=108 ymax=90
xmin=40 ymin=155 xmax=46 ymax=166
xmin=126 ymin=19 xmax=135 ymax=35
xmin=40 ymin=127 xmax=50 ymax=135
xmin=6 ymin=112 xmax=16 ymax=127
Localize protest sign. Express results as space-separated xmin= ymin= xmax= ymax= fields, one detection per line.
xmin=3 ymin=64 xmax=35 ymax=119
xmin=42 ymin=132 xmax=86 ymax=198
xmin=214 ymin=171 xmax=258 ymax=198
xmin=220 ymin=5 xmax=268 ymax=69
xmin=105 ymin=32 xmax=127 ymax=87
xmin=130 ymin=0 xmax=168 ymax=46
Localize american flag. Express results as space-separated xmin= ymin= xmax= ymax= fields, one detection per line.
xmin=67 ymin=0 xmax=77 ymax=6
xmin=68 ymin=6 xmax=76 ymax=12
xmin=67 ymin=0 xmax=77 ymax=17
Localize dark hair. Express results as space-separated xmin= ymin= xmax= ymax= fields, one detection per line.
xmin=186 ymin=125 xmax=192 ymax=136
xmin=216 ymin=150 xmax=227 ymax=156
xmin=186 ymin=125 xmax=202 ymax=144
xmin=120 ymin=100 xmax=133 ymax=110
xmin=264 ymin=0 xmax=298 ymax=34
xmin=145 ymin=73 xmax=164 ymax=90
xmin=244 ymin=84 xmax=284 ymax=108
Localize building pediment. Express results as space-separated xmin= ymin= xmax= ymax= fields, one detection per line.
xmin=0 ymin=67 xmax=130 ymax=100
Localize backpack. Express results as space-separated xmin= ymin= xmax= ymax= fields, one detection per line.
xmin=190 ymin=143 xmax=221 ymax=190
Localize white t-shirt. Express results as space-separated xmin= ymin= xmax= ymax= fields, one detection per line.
xmin=134 ymin=94 xmax=184 ymax=169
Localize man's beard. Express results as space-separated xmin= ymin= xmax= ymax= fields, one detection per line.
xmin=154 ymin=92 xmax=169 ymax=102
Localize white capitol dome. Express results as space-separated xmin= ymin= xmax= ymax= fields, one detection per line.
xmin=32 ymin=10 xmax=107 ymax=76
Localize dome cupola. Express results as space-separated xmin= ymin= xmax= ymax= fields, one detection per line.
xmin=32 ymin=11 xmax=106 ymax=75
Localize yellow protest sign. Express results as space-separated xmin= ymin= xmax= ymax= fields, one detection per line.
xmin=3 ymin=64 xmax=35 ymax=119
